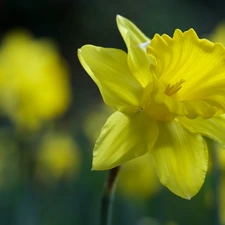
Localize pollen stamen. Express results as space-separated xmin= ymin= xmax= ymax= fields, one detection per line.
xmin=164 ymin=79 xmax=185 ymax=96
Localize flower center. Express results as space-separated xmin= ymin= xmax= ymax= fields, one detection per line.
xmin=164 ymin=79 xmax=185 ymax=96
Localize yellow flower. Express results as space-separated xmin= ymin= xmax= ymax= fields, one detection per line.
xmin=209 ymin=21 xmax=225 ymax=46
xmin=36 ymin=132 xmax=81 ymax=184
xmin=118 ymin=154 xmax=160 ymax=199
xmin=0 ymin=30 xmax=71 ymax=130
xmin=82 ymin=103 xmax=160 ymax=199
xmin=83 ymin=104 xmax=114 ymax=144
xmin=78 ymin=15 xmax=225 ymax=199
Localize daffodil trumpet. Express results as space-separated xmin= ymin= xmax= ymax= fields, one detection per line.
xmin=78 ymin=15 xmax=225 ymax=200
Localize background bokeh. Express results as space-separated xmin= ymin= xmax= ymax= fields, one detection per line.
xmin=0 ymin=0 xmax=225 ymax=225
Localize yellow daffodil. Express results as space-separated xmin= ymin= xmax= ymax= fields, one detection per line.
xmin=82 ymin=103 xmax=160 ymax=199
xmin=36 ymin=132 xmax=81 ymax=184
xmin=78 ymin=15 xmax=225 ymax=199
xmin=0 ymin=30 xmax=71 ymax=130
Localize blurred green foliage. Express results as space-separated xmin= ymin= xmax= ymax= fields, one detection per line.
xmin=0 ymin=0 xmax=224 ymax=225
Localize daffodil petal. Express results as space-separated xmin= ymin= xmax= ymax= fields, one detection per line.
xmin=177 ymin=115 xmax=225 ymax=147
xmin=92 ymin=111 xmax=159 ymax=170
xmin=116 ymin=15 xmax=153 ymax=87
xmin=116 ymin=15 xmax=150 ymax=46
xmin=78 ymin=45 xmax=142 ymax=114
xmin=148 ymin=29 xmax=225 ymax=117
xmin=150 ymin=120 xmax=208 ymax=199
xmin=180 ymin=100 xmax=218 ymax=119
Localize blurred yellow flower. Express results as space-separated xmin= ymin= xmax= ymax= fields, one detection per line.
xmin=209 ymin=21 xmax=225 ymax=46
xmin=217 ymin=148 xmax=225 ymax=171
xmin=78 ymin=15 xmax=225 ymax=199
xmin=118 ymin=154 xmax=160 ymax=199
xmin=0 ymin=30 xmax=71 ymax=130
xmin=208 ymin=24 xmax=225 ymax=224
xmin=83 ymin=104 xmax=114 ymax=144
xmin=36 ymin=132 xmax=81 ymax=184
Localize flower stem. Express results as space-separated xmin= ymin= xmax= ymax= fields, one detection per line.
xmin=100 ymin=166 xmax=120 ymax=225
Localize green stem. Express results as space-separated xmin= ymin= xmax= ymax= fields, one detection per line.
xmin=100 ymin=166 xmax=120 ymax=225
